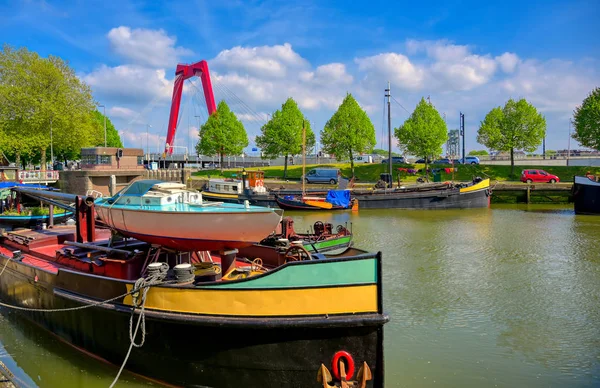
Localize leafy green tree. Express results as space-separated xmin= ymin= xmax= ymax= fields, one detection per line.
xmin=373 ymin=148 xmax=401 ymax=157
xmin=321 ymin=94 xmax=376 ymax=176
xmin=468 ymin=150 xmax=489 ymax=156
xmin=573 ymin=87 xmax=600 ymax=151
xmin=395 ymin=97 xmax=448 ymax=178
xmin=91 ymin=110 xmax=123 ymax=148
xmin=0 ymin=45 xmax=97 ymax=168
xmin=196 ymin=101 xmax=248 ymax=173
xmin=255 ymin=98 xmax=315 ymax=178
xmin=477 ymin=98 xmax=546 ymax=175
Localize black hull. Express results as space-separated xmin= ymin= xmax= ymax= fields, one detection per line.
xmin=573 ymin=176 xmax=600 ymax=215
xmin=202 ymin=191 xmax=278 ymax=208
xmin=275 ymin=197 xmax=348 ymax=211
xmin=0 ymin=256 xmax=386 ymax=388
xmin=354 ymin=187 xmax=490 ymax=209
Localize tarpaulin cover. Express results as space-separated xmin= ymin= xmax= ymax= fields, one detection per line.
xmin=326 ymin=190 xmax=351 ymax=208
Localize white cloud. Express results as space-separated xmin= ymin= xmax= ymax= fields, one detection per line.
xmin=211 ymin=43 xmax=308 ymax=78
xmin=108 ymin=106 xmax=137 ymax=119
xmin=107 ymin=26 xmax=193 ymax=68
xmin=300 ymin=63 xmax=353 ymax=85
xmin=83 ymin=64 xmax=173 ymax=103
xmin=355 ymin=53 xmax=424 ymax=90
xmin=496 ymin=52 xmax=520 ymax=73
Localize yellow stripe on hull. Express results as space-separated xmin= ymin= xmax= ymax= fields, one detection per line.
xmin=124 ymin=284 xmax=378 ymax=316
xmin=201 ymin=191 xmax=239 ymax=199
xmin=459 ymin=178 xmax=490 ymax=193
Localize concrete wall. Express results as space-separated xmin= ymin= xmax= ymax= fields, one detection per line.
xmin=59 ymin=168 xmax=190 ymax=196
xmin=567 ymin=158 xmax=600 ymax=167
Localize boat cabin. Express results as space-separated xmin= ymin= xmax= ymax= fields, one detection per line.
xmin=109 ymin=180 xmax=204 ymax=207
xmin=207 ymin=170 xmax=267 ymax=195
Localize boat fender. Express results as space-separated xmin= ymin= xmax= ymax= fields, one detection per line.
xmin=332 ymin=350 xmax=355 ymax=380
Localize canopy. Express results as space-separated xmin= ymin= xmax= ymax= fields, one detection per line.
xmin=118 ymin=180 xmax=163 ymax=196
xmin=326 ymin=190 xmax=351 ymax=208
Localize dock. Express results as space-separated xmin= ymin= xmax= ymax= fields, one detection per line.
xmin=491 ymin=182 xmax=572 ymax=203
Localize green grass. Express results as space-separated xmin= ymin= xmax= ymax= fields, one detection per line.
xmin=192 ymin=163 xmax=600 ymax=183
xmin=1 ymin=207 xmax=66 ymax=216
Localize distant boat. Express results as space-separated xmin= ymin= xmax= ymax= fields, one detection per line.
xmin=275 ymin=190 xmax=356 ymax=210
xmin=95 ymin=180 xmax=282 ymax=250
xmin=572 ymin=175 xmax=600 ymax=215
xmin=0 ymin=183 xmax=73 ymax=227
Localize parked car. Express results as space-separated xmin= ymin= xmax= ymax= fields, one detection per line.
xmin=520 ymin=169 xmax=560 ymax=183
xmin=414 ymin=157 xmax=432 ymax=164
xmin=432 ymin=158 xmax=452 ymax=164
xmin=381 ymin=156 xmax=405 ymax=164
xmin=303 ymin=168 xmax=340 ymax=184
xmin=452 ymin=159 xmax=463 ymax=164
xmin=464 ymin=156 xmax=480 ymax=165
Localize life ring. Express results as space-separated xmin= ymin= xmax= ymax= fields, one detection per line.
xmin=331 ymin=350 xmax=355 ymax=380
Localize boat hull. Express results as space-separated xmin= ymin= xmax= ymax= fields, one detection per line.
xmin=0 ymin=212 xmax=73 ymax=228
xmin=0 ymin=252 xmax=386 ymax=387
xmin=573 ymin=176 xmax=600 ymax=215
xmin=201 ymin=190 xmax=278 ymax=207
xmin=353 ymin=180 xmax=491 ymax=209
xmin=275 ymin=196 xmax=349 ymax=211
xmin=95 ymin=205 xmax=282 ymax=251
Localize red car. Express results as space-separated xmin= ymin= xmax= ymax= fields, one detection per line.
xmin=520 ymin=169 xmax=560 ymax=183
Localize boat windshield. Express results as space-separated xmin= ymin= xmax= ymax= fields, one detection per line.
xmin=106 ymin=180 xmax=164 ymax=203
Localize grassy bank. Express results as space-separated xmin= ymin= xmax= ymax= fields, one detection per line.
xmin=192 ymin=163 xmax=600 ymax=183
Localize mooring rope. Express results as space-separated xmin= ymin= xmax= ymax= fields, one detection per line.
xmin=109 ymin=265 xmax=168 ymax=388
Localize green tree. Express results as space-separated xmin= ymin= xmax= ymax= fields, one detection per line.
xmin=91 ymin=110 xmax=123 ymax=148
xmin=468 ymin=150 xmax=489 ymax=156
xmin=372 ymin=148 xmax=401 ymax=157
xmin=573 ymin=87 xmax=600 ymax=151
xmin=477 ymin=98 xmax=546 ymax=175
xmin=321 ymin=94 xmax=376 ymax=177
xmin=0 ymin=45 xmax=97 ymax=168
xmin=196 ymin=101 xmax=248 ymax=173
xmin=395 ymin=97 xmax=448 ymax=178
xmin=255 ymin=98 xmax=315 ymax=179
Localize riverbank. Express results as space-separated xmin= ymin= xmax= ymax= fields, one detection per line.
xmin=192 ymin=163 xmax=600 ymax=184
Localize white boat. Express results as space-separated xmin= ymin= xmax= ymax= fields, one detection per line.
xmin=95 ymin=180 xmax=282 ymax=251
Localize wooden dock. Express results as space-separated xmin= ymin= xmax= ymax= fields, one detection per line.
xmin=492 ymin=182 xmax=573 ymax=203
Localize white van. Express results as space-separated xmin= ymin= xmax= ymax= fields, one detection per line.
xmin=353 ymin=155 xmax=373 ymax=164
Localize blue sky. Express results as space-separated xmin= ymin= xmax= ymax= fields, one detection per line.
xmin=1 ymin=0 xmax=599 ymax=155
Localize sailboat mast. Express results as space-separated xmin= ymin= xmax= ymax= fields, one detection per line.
xmin=302 ymin=120 xmax=306 ymax=197
xmin=386 ymin=82 xmax=392 ymax=186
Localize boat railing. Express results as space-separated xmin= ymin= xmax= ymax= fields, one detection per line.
xmin=17 ymin=170 xmax=59 ymax=183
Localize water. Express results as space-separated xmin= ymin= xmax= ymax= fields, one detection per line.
xmin=1 ymin=204 xmax=599 ymax=387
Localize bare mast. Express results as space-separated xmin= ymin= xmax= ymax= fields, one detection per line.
xmin=385 ymin=82 xmax=392 ymax=188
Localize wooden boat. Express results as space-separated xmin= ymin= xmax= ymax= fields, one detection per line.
xmin=351 ymin=177 xmax=491 ymax=209
xmin=275 ymin=190 xmax=356 ymax=211
xmin=201 ymin=170 xmax=276 ymax=207
xmin=0 ymin=224 xmax=387 ymax=387
xmin=94 ymin=180 xmax=282 ymax=251
xmin=572 ymin=175 xmax=600 ymax=215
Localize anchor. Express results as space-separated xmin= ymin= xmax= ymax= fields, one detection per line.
xmin=317 ymin=360 xmax=372 ymax=388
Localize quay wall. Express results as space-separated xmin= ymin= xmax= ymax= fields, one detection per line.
xmin=59 ymin=169 xmax=192 ymax=196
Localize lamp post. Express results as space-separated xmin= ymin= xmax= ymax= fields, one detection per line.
xmin=146 ymin=124 xmax=152 ymax=160
xmin=99 ymin=104 xmax=107 ymax=147
xmin=50 ymin=117 xmax=53 ymax=168
xmin=567 ymin=119 xmax=572 ymax=164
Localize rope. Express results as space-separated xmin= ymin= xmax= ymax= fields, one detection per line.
xmin=109 ymin=268 xmax=168 ymax=388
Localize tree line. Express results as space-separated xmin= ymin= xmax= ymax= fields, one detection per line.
xmin=0 ymin=45 xmax=122 ymax=169
xmin=197 ymin=86 xmax=599 ymax=178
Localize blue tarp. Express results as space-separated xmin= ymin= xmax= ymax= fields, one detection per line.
xmin=326 ymin=190 xmax=351 ymax=208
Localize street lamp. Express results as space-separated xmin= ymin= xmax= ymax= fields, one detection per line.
xmin=146 ymin=124 xmax=152 ymax=159
xmin=99 ymin=104 xmax=107 ymax=147
xmin=568 ymin=119 xmax=572 ymax=164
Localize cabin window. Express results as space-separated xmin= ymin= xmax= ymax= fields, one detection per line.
xmin=137 ymin=156 xmax=144 ymax=165
xmin=167 ymin=197 xmax=172 ymax=202
xmin=216 ymin=184 xmax=221 ymax=190
xmin=81 ymin=154 xmax=111 ymax=165
xmin=145 ymin=199 xmax=150 ymax=204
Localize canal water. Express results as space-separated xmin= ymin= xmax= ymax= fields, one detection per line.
xmin=0 ymin=204 xmax=599 ymax=387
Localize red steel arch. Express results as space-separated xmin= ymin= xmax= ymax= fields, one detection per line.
xmin=165 ymin=60 xmax=217 ymax=155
